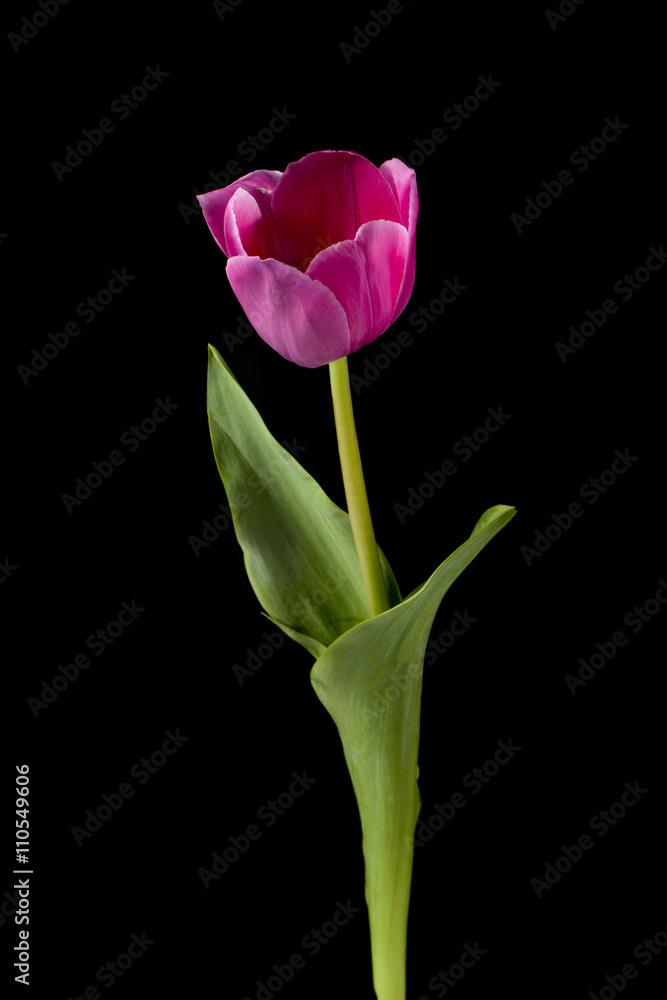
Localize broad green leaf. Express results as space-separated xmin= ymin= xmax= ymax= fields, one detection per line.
xmin=206 ymin=345 xmax=515 ymax=999
xmin=310 ymin=504 xmax=516 ymax=1000
xmin=206 ymin=345 xmax=400 ymax=652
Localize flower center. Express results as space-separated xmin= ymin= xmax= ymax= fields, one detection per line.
xmin=299 ymin=232 xmax=335 ymax=271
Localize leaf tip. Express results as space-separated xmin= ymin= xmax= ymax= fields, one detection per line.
xmin=471 ymin=504 xmax=517 ymax=537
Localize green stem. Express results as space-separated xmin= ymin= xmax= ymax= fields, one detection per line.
xmin=329 ymin=356 xmax=390 ymax=619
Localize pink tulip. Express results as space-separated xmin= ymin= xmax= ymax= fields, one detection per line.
xmin=198 ymin=150 xmax=418 ymax=367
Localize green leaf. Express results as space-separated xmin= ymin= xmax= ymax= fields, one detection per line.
xmin=206 ymin=346 xmax=515 ymax=998
xmin=309 ymin=503 xmax=516 ymax=1000
xmin=206 ymin=345 xmax=400 ymax=653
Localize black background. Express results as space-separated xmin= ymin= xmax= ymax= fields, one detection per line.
xmin=3 ymin=1 xmax=666 ymax=998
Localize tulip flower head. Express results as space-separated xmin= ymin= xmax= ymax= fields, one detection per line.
xmin=198 ymin=150 xmax=418 ymax=367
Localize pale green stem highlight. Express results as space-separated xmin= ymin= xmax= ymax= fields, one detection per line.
xmin=329 ymin=356 xmax=390 ymax=619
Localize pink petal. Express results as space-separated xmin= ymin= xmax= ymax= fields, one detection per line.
xmin=197 ymin=169 xmax=283 ymax=256
xmin=271 ymin=150 xmax=402 ymax=272
xmin=306 ymin=241 xmax=370 ymax=351
xmin=380 ymin=159 xmax=418 ymax=322
xmin=379 ymin=158 xmax=416 ymax=229
xmin=354 ymin=220 xmax=409 ymax=345
xmin=307 ymin=220 xmax=409 ymax=353
xmin=226 ymin=256 xmax=351 ymax=367
xmin=223 ymin=187 xmax=296 ymax=265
